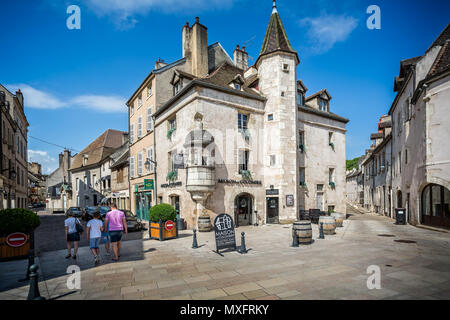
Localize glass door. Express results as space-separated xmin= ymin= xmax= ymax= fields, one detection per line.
xmin=266 ymin=197 xmax=279 ymax=224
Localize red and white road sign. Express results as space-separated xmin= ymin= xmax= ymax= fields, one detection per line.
xmin=165 ymin=220 xmax=175 ymax=231
xmin=6 ymin=232 xmax=28 ymax=247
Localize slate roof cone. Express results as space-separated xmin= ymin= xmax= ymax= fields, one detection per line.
xmin=256 ymin=0 xmax=299 ymax=66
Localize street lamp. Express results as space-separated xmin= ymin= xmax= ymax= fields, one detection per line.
xmin=2 ymin=168 xmax=16 ymax=179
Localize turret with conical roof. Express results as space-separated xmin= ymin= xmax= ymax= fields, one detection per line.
xmin=256 ymin=0 xmax=299 ymax=67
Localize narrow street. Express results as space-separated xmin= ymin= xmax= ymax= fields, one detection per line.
xmin=1 ymin=207 xmax=450 ymax=300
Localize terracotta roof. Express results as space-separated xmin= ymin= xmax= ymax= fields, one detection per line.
xmin=70 ymin=129 xmax=127 ymax=171
xmin=256 ymin=6 xmax=298 ymax=65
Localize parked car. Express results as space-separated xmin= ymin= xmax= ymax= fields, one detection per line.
xmin=123 ymin=210 xmax=143 ymax=232
xmin=66 ymin=207 xmax=84 ymax=218
xmin=99 ymin=206 xmax=111 ymax=217
xmin=84 ymin=206 xmax=100 ymax=221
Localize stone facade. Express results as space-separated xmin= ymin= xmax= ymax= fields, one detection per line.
xmin=355 ymin=23 xmax=450 ymax=229
xmin=127 ymin=4 xmax=348 ymax=229
xmin=0 ymin=84 xmax=29 ymax=209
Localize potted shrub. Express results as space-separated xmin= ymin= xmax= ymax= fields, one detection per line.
xmin=0 ymin=209 xmax=40 ymax=261
xmin=148 ymin=204 xmax=178 ymax=241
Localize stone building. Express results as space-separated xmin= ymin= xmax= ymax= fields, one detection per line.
xmin=346 ymin=168 xmax=362 ymax=206
xmin=70 ymin=129 xmax=127 ymax=208
xmin=360 ymin=116 xmax=392 ymax=216
xmin=110 ymin=142 xmax=130 ymax=210
xmin=28 ymin=162 xmax=47 ymax=205
xmin=389 ymin=24 xmax=450 ymax=228
xmin=0 ymin=84 xmax=29 ymax=209
xmin=46 ymin=150 xmax=73 ymax=212
xmin=127 ymin=2 xmax=348 ymax=229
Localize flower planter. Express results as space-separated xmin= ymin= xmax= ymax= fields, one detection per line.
xmin=0 ymin=233 xmax=31 ymax=261
xmin=149 ymin=221 xmax=178 ymax=241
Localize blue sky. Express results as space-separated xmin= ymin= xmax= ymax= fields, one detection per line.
xmin=1 ymin=0 xmax=449 ymax=173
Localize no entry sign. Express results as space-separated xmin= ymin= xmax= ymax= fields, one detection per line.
xmin=165 ymin=220 xmax=175 ymax=231
xmin=6 ymin=233 xmax=28 ymax=247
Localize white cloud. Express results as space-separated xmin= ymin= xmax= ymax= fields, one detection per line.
xmin=7 ymin=84 xmax=66 ymax=109
xmin=81 ymin=0 xmax=235 ymax=29
xmin=70 ymin=95 xmax=127 ymax=113
xmin=299 ymin=14 xmax=358 ymax=54
xmin=6 ymin=84 xmax=126 ymax=113
xmin=28 ymin=150 xmax=58 ymax=174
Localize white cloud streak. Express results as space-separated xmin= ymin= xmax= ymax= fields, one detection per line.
xmin=28 ymin=150 xmax=58 ymax=174
xmin=299 ymin=14 xmax=358 ymax=54
xmin=6 ymin=84 xmax=126 ymax=113
xmin=81 ymin=0 xmax=236 ymax=29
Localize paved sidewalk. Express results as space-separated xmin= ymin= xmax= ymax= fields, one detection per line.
xmin=1 ymin=212 xmax=450 ymax=300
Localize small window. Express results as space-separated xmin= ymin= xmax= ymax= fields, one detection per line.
xmin=299 ymin=167 xmax=306 ymax=185
xmin=317 ymin=184 xmax=324 ymax=191
xmin=282 ymin=64 xmax=289 ymax=72
xmin=268 ymin=114 xmax=274 ymax=121
xmin=234 ymin=83 xmax=241 ymax=90
xmin=297 ymin=92 xmax=304 ymax=106
xmin=238 ymin=149 xmax=249 ymax=173
xmin=281 ymin=91 xmax=285 ymax=97
xmin=147 ymin=84 xmax=153 ymax=98
xmin=238 ymin=113 xmax=249 ymax=130
xmin=174 ymin=81 xmax=183 ymax=95
xmin=329 ymin=168 xmax=335 ymax=183
xmin=137 ymin=94 xmax=142 ymax=108
xmin=319 ymin=99 xmax=328 ymax=112
xmin=270 ymin=155 xmax=276 ymax=167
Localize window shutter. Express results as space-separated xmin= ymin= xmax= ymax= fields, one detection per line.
xmin=138 ymin=152 xmax=143 ymax=176
xmin=130 ymin=123 xmax=135 ymax=143
xmin=138 ymin=117 xmax=143 ymax=138
xmin=130 ymin=157 xmax=135 ymax=178
xmin=147 ymin=108 xmax=153 ymax=132
xmin=147 ymin=147 xmax=154 ymax=173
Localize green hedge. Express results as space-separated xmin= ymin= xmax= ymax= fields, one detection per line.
xmin=0 ymin=209 xmax=41 ymax=236
xmin=149 ymin=204 xmax=176 ymax=222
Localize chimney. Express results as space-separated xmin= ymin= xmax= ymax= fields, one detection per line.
xmin=59 ymin=153 xmax=64 ymax=168
xmin=234 ymin=45 xmax=249 ymax=71
xmin=183 ymin=17 xmax=208 ymax=77
xmin=15 ymin=89 xmax=24 ymax=107
xmin=155 ymin=57 xmax=167 ymax=70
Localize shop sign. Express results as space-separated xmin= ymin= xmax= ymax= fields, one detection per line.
xmin=144 ymin=179 xmax=154 ymax=190
xmin=161 ymin=182 xmax=182 ymax=188
xmin=214 ymin=214 xmax=236 ymax=254
xmin=266 ymin=189 xmax=279 ymax=196
xmin=218 ymin=179 xmax=262 ymax=185
xmin=286 ymin=195 xmax=294 ymax=207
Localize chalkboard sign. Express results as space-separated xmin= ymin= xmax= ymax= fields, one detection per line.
xmin=214 ymin=214 xmax=237 ymax=254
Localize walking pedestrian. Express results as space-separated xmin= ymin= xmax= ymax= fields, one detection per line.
xmin=101 ymin=215 xmax=111 ymax=255
xmin=86 ymin=211 xmax=104 ymax=264
xmin=64 ymin=211 xmax=81 ymax=259
xmin=104 ymin=202 xmax=127 ymax=261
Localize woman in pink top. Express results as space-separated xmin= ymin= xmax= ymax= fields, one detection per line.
xmin=105 ymin=202 xmax=128 ymax=261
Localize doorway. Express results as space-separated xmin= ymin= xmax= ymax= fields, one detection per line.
xmin=170 ymin=195 xmax=180 ymax=220
xmin=235 ymin=194 xmax=253 ymax=227
xmin=135 ymin=192 xmax=152 ymax=221
xmin=316 ymin=192 xmax=324 ymax=211
xmin=266 ymin=197 xmax=279 ymax=224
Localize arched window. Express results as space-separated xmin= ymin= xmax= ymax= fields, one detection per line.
xmin=422 ymin=184 xmax=450 ymax=228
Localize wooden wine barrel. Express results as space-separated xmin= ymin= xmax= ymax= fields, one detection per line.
xmin=293 ymin=221 xmax=312 ymax=245
xmin=198 ymin=216 xmax=212 ymax=232
xmin=319 ymin=216 xmax=336 ymax=235
xmin=331 ymin=213 xmax=344 ymax=227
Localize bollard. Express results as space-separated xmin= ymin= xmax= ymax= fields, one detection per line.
xmin=239 ymin=232 xmax=248 ymax=254
xmin=319 ymin=222 xmax=325 ymax=239
xmin=27 ymin=264 xmax=46 ymax=300
xmin=292 ymin=227 xmax=299 ymax=247
xmin=192 ymin=229 xmax=199 ymax=249
xmin=19 ymin=231 xmax=35 ymax=282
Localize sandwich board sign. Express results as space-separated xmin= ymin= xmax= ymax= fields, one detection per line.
xmin=214 ymin=214 xmax=237 ymax=254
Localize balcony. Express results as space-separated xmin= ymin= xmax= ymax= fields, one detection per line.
xmin=186 ymin=166 xmax=215 ymax=194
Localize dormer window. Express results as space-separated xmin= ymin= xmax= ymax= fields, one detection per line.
xmin=147 ymin=84 xmax=153 ymax=98
xmin=234 ymin=83 xmax=241 ymax=90
xmin=297 ymin=92 xmax=304 ymax=106
xmin=174 ymin=80 xmax=183 ymax=95
xmin=138 ymin=94 xmax=142 ymax=108
xmin=83 ymin=155 xmax=89 ymax=166
xmin=319 ymin=99 xmax=328 ymax=112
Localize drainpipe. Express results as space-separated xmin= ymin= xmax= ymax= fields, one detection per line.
xmin=127 ymin=102 xmax=132 ymax=211
xmin=152 ymin=115 xmax=158 ymax=206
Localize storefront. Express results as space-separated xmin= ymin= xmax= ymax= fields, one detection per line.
xmin=134 ymin=181 xmax=153 ymax=221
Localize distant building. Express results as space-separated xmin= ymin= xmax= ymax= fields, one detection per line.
xmin=46 ymin=150 xmax=72 ymax=212
xmin=28 ymin=162 xmax=47 ymax=205
xmin=110 ymin=142 xmax=130 ymax=210
xmin=69 ymin=129 xmax=128 ymax=208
